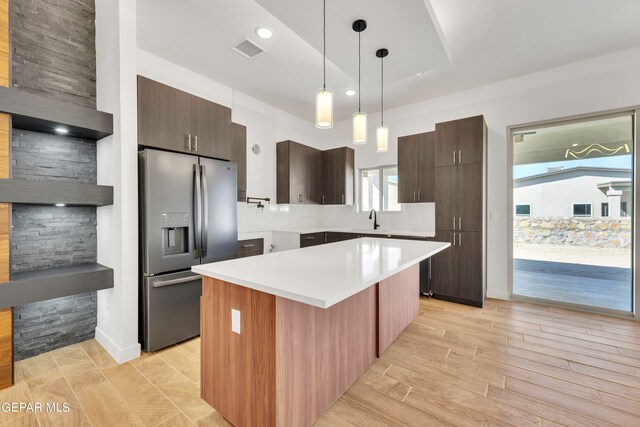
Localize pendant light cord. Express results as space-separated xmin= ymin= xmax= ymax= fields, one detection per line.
xmin=358 ymin=31 xmax=361 ymax=113
xmin=381 ymin=55 xmax=384 ymax=126
xmin=322 ymin=0 xmax=326 ymax=91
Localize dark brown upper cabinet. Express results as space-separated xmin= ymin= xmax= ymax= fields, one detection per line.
xmin=277 ymin=140 xmax=323 ymax=204
xmin=230 ymin=123 xmax=247 ymax=202
xmin=137 ymin=76 xmax=233 ymax=160
xmin=322 ymin=147 xmax=354 ymax=205
xmin=397 ymin=131 xmax=435 ymax=203
xmin=191 ymin=95 xmax=233 ymax=159
xmin=138 ymin=75 xmax=191 ymax=154
xmin=435 ymin=115 xmax=485 ymax=167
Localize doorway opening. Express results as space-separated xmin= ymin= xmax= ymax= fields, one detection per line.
xmin=511 ymin=112 xmax=634 ymax=312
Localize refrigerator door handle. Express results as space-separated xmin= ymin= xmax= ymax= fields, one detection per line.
xmin=201 ymin=164 xmax=209 ymax=258
xmin=152 ymin=274 xmax=202 ymax=288
xmin=193 ymin=164 xmax=202 ymax=258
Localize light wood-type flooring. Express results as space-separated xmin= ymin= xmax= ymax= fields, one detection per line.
xmin=2 ymin=298 xmax=640 ymax=426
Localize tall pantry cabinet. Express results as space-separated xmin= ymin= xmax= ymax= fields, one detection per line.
xmin=432 ymin=115 xmax=486 ymax=307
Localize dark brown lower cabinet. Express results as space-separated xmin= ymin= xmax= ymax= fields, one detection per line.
xmin=300 ymin=232 xmax=325 ymax=248
xmin=237 ymin=238 xmax=264 ymax=258
xmin=325 ymin=232 xmax=358 ymax=243
xmin=431 ymin=231 xmax=482 ymax=307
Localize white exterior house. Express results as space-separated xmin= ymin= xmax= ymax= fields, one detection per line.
xmin=514 ymin=167 xmax=632 ymax=218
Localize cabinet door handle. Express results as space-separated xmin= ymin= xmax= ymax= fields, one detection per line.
xmin=241 ymin=244 xmax=255 ymax=248
xmin=458 ymin=149 xmax=461 ymax=164
xmin=413 ymin=190 xmax=416 ymax=202
xmin=194 ymin=135 xmax=198 ymax=152
xmin=342 ymin=194 xmax=345 ymax=204
xmin=453 ymin=233 xmax=456 ymax=246
xmin=453 ymin=217 xmax=456 ymax=230
xmin=185 ymin=134 xmax=192 ymax=151
xmin=458 ymin=233 xmax=462 ymax=246
xmin=322 ymin=195 xmax=325 ymax=204
xmin=453 ymin=150 xmax=456 ymax=164
xmin=459 ymin=217 xmax=462 ymax=230
xmin=305 ymin=236 xmax=315 ymax=240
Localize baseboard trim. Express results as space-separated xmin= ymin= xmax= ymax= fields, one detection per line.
xmin=486 ymin=289 xmax=510 ymax=301
xmin=94 ymin=327 xmax=140 ymax=364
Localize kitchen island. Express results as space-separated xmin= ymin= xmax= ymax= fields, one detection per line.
xmin=193 ymin=237 xmax=450 ymax=427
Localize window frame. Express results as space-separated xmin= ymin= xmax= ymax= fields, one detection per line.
xmin=572 ymin=202 xmax=593 ymax=217
xmin=514 ymin=204 xmax=531 ymax=217
xmin=359 ymin=165 xmax=401 ymax=213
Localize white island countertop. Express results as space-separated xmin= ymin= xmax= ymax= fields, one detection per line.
xmin=193 ymin=237 xmax=450 ymax=309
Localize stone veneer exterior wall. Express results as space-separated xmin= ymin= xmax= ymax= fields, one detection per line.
xmin=514 ymin=217 xmax=632 ymax=248
xmin=10 ymin=0 xmax=98 ymax=360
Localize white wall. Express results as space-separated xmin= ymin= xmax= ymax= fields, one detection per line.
xmin=95 ymin=0 xmax=141 ymax=363
xmin=514 ymin=172 xmax=630 ymax=218
xmin=327 ymin=47 xmax=640 ymax=300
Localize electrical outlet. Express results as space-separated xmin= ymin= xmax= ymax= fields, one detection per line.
xmin=231 ymin=309 xmax=241 ymax=334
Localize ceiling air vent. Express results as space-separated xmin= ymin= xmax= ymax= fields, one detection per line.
xmin=232 ymin=38 xmax=266 ymax=59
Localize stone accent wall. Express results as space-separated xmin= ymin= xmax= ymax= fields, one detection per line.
xmin=11 ymin=130 xmax=98 ymax=360
xmin=12 ymin=293 xmax=96 ymax=360
xmin=514 ymin=217 xmax=632 ymax=248
xmin=10 ymin=0 xmax=96 ymax=108
xmin=9 ymin=0 xmax=99 ymax=360
xmin=12 ymin=130 xmax=96 ymax=183
xmin=11 ymin=205 xmax=97 ymax=273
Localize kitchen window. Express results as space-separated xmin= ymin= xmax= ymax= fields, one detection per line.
xmin=572 ymin=203 xmax=592 ymax=217
xmin=515 ymin=204 xmax=531 ymax=216
xmin=360 ymin=166 xmax=401 ymax=212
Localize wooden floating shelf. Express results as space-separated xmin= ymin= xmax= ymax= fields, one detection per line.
xmin=0 ymin=86 xmax=113 ymax=140
xmin=0 ymin=263 xmax=114 ymax=309
xmin=0 ymin=179 xmax=113 ymax=206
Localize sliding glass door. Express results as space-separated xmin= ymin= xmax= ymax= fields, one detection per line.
xmin=511 ymin=113 xmax=634 ymax=312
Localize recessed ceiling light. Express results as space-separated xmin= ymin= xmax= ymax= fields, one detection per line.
xmin=415 ymin=72 xmax=423 ymax=77
xmin=572 ymin=143 xmax=578 ymax=147
xmin=345 ymin=90 xmax=356 ymax=96
xmin=54 ymin=126 xmax=69 ymax=134
xmin=54 ymin=203 xmax=66 ymax=207
xmin=255 ymin=26 xmax=274 ymax=39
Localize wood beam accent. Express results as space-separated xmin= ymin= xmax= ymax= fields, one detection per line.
xmin=0 ymin=0 xmax=11 ymax=391
xmin=0 ymin=308 xmax=11 ymax=389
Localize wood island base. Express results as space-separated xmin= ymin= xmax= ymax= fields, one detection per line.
xmin=200 ymin=264 xmax=419 ymax=427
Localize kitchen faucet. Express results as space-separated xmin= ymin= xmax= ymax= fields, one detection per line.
xmin=369 ymin=209 xmax=380 ymax=230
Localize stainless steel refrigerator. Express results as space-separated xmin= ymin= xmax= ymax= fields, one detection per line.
xmin=139 ymin=148 xmax=238 ymax=351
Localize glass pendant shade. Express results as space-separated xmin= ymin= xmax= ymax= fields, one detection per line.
xmin=315 ymin=88 xmax=333 ymax=129
xmin=376 ymin=125 xmax=389 ymax=152
xmin=353 ymin=112 xmax=367 ymax=145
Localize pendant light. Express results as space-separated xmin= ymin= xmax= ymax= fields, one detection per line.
xmin=352 ymin=19 xmax=367 ymax=145
xmin=315 ymin=0 xmax=333 ymax=129
xmin=376 ymin=48 xmax=389 ymax=152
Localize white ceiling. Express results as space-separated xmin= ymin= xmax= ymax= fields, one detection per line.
xmin=137 ymin=0 xmax=640 ymax=123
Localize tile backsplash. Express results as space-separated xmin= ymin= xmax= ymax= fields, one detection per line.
xmin=238 ymin=202 xmax=435 ymax=233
